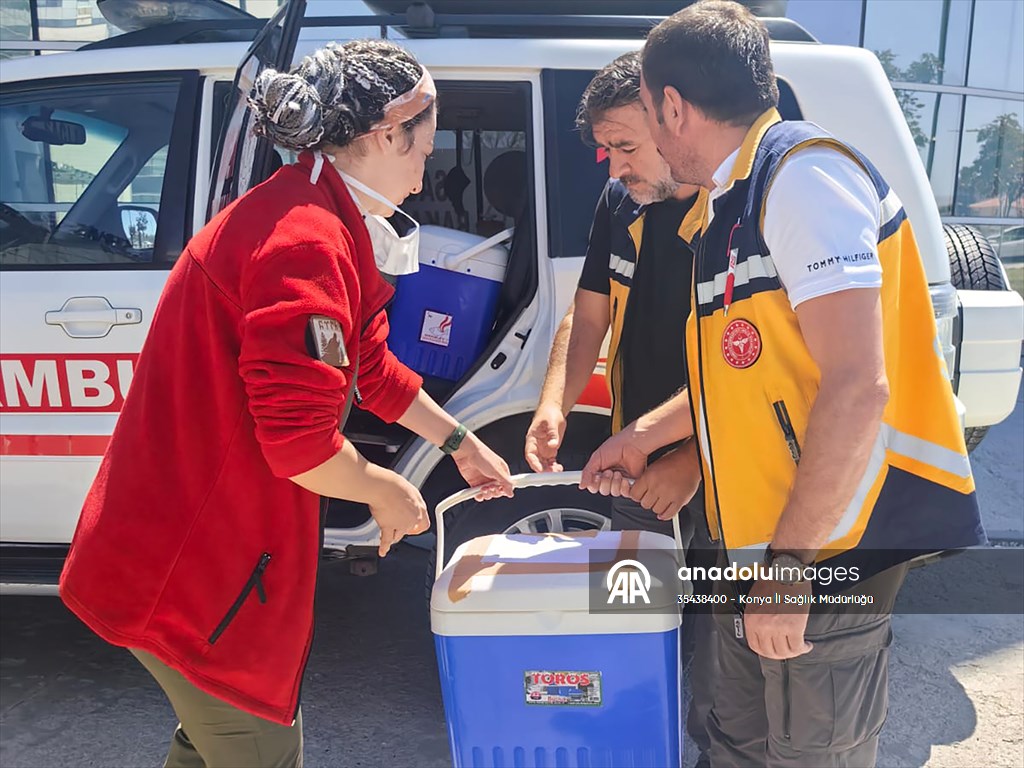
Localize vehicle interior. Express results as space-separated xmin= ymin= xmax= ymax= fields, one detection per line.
xmin=329 ymin=80 xmax=535 ymax=528
xmin=0 ymin=0 xmax=808 ymax=539
xmin=0 ymin=81 xmax=180 ymax=266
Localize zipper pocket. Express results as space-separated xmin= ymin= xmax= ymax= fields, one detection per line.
xmin=208 ymin=553 xmax=271 ymax=645
xmin=781 ymin=659 xmax=792 ymax=740
xmin=772 ymin=400 xmax=802 ymax=464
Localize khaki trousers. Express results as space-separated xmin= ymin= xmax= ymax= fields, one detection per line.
xmin=131 ymin=649 xmax=303 ymax=768
xmin=707 ymin=563 xmax=908 ymax=768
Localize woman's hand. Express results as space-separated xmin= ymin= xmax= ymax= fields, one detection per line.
xmin=452 ymin=432 xmax=515 ymax=501
xmin=367 ymin=473 xmax=430 ymax=557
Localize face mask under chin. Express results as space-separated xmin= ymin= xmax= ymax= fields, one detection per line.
xmin=310 ymin=151 xmax=422 ymax=277
xmin=362 ymin=207 xmax=421 ymax=278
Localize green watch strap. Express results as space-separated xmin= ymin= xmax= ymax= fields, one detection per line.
xmin=441 ymin=424 xmax=468 ymax=455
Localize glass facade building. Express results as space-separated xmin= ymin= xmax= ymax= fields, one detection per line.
xmin=2 ymin=0 xmax=1022 ymax=256
xmin=786 ymin=0 xmax=1024 ymax=259
xmin=0 ymin=0 xmax=286 ymax=55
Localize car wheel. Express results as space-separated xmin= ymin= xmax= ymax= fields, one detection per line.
xmin=943 ymin=223 xmax=1010 ymax=452
xmin=424 ymin=456 xmax=612 ymax=599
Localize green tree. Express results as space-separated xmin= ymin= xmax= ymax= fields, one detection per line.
xmin=957 ymin=113 xmax=1024 ymax=218
xmin=875 ymin=49 xmax=933 ymax=149
xmin=903 ymin=53 xmax=943 ymax=86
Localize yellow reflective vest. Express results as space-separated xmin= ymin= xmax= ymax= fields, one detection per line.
xmin=685 ymin=109 xmax=984 ymax=575
xmin=600 ymin=180 xmax=705 ymax=433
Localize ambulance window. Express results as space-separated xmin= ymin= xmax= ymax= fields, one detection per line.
xmin=210 ymin=80 xmax=234 ymax=171
xmin=0 ymin=78 xmax=182 ymax=267
xmin=541 ymin=68 xmax=608 ymax=260
xmin=402 ymin=81 xmax=531 ymax=239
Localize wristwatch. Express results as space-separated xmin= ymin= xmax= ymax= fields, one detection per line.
xmin=441 ymin=424 xmax=469 ymax=455
xmin=764 ymin=546 xmax=810 ymax=585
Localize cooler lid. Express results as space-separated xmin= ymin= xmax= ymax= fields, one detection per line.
xmin=415 ymin=224 xmax=512 ymax=278
xmin=430 ymin=530 xmax=682 ymax=637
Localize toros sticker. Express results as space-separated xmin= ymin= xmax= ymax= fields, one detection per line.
xmin=524 ymin=670 xmax=602 ymax=707
xmin=721 ymin=319 xmax=762 ymax=369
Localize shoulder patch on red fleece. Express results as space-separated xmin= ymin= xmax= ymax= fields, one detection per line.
xmin=309 ymin=315 xmax=349 ymax=367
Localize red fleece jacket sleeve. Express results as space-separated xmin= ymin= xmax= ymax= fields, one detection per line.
xmin=356 ymin=308 xmax=422 ymax=422
xmin=238 ymin=241 xmax=357 ymax=479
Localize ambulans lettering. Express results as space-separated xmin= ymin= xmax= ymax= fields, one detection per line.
xmin=0 ymin=355 xmax=135 ymax=412
xmin=1 ymin=359 xmax=60 ymax=408
xmin=67 ymin=361 xmax=116 ymax=408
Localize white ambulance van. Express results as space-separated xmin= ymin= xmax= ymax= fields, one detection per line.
xmin=1 ymin=0 xmax=1021 ymax=593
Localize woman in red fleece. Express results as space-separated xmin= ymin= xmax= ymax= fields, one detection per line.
xmin=59 ymin=40 xmax=513 ymax=767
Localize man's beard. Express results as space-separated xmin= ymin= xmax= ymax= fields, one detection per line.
xmin=666 ymin=147 xmax=704 ymax=187
xmin=621 ymin=176 xmax=678 ymax=205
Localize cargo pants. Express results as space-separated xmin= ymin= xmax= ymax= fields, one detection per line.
xmin=609 ymin=488 xmax=716 ymax=766
xmin=707 ymin=562 xmax=909 ymax=768
xmin=131 ymin=649 xmax=303 ymax=768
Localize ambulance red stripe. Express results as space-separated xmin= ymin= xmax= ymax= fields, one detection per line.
xmin=0 ymin=434 xmax=110 ymax=456
xmin=0 ymin=358 xmax=610 ymax=456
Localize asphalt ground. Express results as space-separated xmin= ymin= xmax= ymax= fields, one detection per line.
xmin=1 ymin=389 xmax=1022 ymax=768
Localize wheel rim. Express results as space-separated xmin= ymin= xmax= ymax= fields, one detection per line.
xmin=503 ymin=508 xmax=612 ymax=535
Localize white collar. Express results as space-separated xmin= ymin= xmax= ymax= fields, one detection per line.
xmin=711 ymin=147 xmax=742 ymax=196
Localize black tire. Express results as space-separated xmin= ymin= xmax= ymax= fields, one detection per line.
xmin=425 ymin=454 xmax=614 ymax=597
xmin=423 ymin=412 xmax=613 ymax=601
xmin=943 ymin=223 xmax=1010 ymax=452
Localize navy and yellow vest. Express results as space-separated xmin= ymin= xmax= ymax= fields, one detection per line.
xmin=603 ymin=180 xmax=706 ymax=433
xmin=686 ymin=109 xmax=984 ymax=575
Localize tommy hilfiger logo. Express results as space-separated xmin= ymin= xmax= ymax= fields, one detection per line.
xmin=806 ymin=253 xmax=875 ymax=272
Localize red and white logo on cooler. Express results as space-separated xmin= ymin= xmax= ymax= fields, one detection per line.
xmin=721 ymin=319 xmax=762 ymax=369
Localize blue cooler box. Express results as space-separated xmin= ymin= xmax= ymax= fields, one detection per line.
xmin=389 ymin=225 xmax=511 ymax=381
xmin=431 ymin=526 xmax=682 ymax=768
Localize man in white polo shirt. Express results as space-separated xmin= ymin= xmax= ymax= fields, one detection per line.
xmin=579 ymin=1 xmax=983 ymax=766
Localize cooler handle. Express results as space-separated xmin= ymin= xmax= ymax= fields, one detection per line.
xmin=434 ymin=470 xmax=683 ymax=581
xmin=438 ymin=227 xmax=514 ymax=271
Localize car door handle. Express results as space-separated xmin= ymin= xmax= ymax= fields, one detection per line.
xmin=45 ymin=296 xmax=142 ymax=339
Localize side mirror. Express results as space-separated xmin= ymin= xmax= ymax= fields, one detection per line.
xmin=21 ymin=116 xmax=87 ymax=146
xmin=120 ymin=206 xmax=158 ymax=250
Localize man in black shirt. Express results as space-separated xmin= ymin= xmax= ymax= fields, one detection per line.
xmin=606 ymin=195 xmax=696 ymax=433
xmin=525 ymin=52 xmax=713 ymax=767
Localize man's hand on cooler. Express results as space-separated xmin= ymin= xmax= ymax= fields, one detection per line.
xmin=579 ymin=429 xmax=649 ymax=497
xmin=524 ymin=401 xmax=567 ymax=473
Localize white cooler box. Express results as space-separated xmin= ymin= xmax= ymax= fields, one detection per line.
xmin=430 ymin=472 xmax=685 ymax=768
